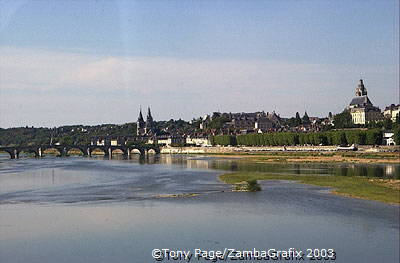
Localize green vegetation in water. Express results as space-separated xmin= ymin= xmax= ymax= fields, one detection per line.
xmin=196 ymin=151 xmax=399 ymax=160
xmin=234 ymin=179 xmax=262 ymax=192
xmin=220 ymin=172 xmax=400 ymax=204
xmin=154 ymin=193 xmax=199 ymax=198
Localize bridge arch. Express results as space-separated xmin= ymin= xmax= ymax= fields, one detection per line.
xmin=89 ymin=147 xmax=107 ymax=156
xmin=18 ymin=148 xmax=39 ymax=157
xmin=147 ymin=148 xmax=157 ymax=154
xmin=66 ymin=147 xmax=86 ymax=156
xmin=111 ymin=148 xmax=126 ymax=155
xmin=129 ymin=148 xmax=142 ymax=155
xmin=148 ymin=146 xmax=160 ymax=154
xmin=42 ymin=147 xmax=63 ymax=156
xmin=0 ymin=149 xmax=16 ymax=159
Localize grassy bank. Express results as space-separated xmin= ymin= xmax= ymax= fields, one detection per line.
xmin=201 ymin=151 xmax=399 ymax=164
xmin=219 ymin=172 xmax=400 ymax=204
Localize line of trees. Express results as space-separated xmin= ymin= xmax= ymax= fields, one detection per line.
xmin=0 ymin=123 xmax=137 ymax=146
xmin=284 ymin=111 xmax=312 ymax=127
xmin=211 ymin=129 xmax=386 ymax=146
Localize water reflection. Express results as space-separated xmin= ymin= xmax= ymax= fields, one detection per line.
xmin=0 ymin=154 xmax=398 ymax=263
xmin=155 ymin=155 xmax=399 ymax=179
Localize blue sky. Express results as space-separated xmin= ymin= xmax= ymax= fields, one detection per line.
xmin=0 ymin=0 xmax=398 ymax=127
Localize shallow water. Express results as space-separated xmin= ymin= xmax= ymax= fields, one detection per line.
xmin=0 ymin=155 xmax=398 ymax=262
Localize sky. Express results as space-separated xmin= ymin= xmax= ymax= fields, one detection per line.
xmin=0 ymin=0 xmax=398 ymax=128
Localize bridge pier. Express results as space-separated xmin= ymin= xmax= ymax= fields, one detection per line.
xmin=0 ymin=144 xmax=159 ymax=159
xmin=38 ymin=147 xmax=43 ymax=157
xmin=53 ymin=147 xmax=62 ymax=157
xmin=82 ymin=148 xmax=88 ymax=156
xmin=13 ymin=149 xmax=19 ymax=159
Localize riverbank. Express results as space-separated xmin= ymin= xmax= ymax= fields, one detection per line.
xmin=210 ymin=151 xmax=400 ymax=164
xmin=219 ymin=172 xmax=400 ymax=204
xmin=161 ymin=145 xmax=399 ymax=163
xmin=161 ymin=145 xmax=399 ymax=153
xmin=8 ymin=146 xmax=398 ymax=164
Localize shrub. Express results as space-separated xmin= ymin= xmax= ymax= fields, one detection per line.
xmin=235 ymin=179 xmax=261 ymax=192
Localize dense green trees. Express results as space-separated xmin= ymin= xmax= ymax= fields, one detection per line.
xmin=208 ymin=116 xmax=230 ymax=130
xmin=394 ymin=127 xmax=400 ymax=145
xmin=365 ymin=129 xmax=383 ymax=145
xmin=210 ymin=135 xmax=237 ymax=146
xmin=0 ymin=123 xmax=137 ymax=146
xmin=211 ymin=129 xmax=383 ymax=146
xmin=302 ymin=111 xmax=310 ymax=125
xmin=333 ymin=110 xmax=354 ymax=128
xmin=284 ymin=112 xmax=304 ymax=127
xmin=0 ymin=127 xmax=52 ymax=146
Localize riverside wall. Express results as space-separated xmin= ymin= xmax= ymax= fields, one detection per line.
xmin=160 ymin=145 xmax=399 ymax=154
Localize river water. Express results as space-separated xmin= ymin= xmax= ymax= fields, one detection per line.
xmin=0 ymin=154 xmax=399 ymax=262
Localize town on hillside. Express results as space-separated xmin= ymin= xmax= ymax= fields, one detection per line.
xmin=0 ymin=79 xmax=399 ymax=148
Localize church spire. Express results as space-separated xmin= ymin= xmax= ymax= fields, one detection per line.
xmin=137 ymin=107 xmax=145 ymax=136
xmin=138 ymin=107 xmax=144 ymax=122
xmin=147 ymin=107 xmax=153 ymax=121
xmin=145 ymin=107 xmax=154 ymax=135
xmin=355 ymin=79 xmax=367 ymax=96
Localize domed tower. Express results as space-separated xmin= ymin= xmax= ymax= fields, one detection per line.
xmin=137 ymin=108 xmax=145 ymax=136
xmin=355 ymin=79 xmax=367 ymax=97
xmin=348 ymin=79 xmax=382 ymax=125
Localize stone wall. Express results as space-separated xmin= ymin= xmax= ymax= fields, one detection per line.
xmin=160 ymin=145 xmax=399 ymax=154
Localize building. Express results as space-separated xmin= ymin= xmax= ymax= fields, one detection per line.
xmin=137 ymin=107 xmax=155 ymax=136
xmin=201 ymin=111 xmax=281 ymax=134
xmin=186 ymin=135 xmax=212 ymax=146
xmin=348 ymin=79 xmax=382 ymax=125
xmin=145 ymin=107 xmax=155 ymax=135
xmin=148 ymin=135 xmax=185 ymax=146
xmin=137 ymin=108 xmax=145 ymax=136
xmin=254 ymin=117 xmax=274 ymax=132
xmin=383 ymin=104 xmax=400 ymax=122
xmin=383 ymin=131 xmax=396 ymax=146
xmin=90 ymin=137 xmax=125 ymax=146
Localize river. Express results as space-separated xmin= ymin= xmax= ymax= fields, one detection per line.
xmin=0 ymin=154 xmax=398 ymax=262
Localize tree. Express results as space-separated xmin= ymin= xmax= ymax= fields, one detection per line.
xmin=59 ymin=136 xmax=73 ymax=145
xmin=295 ymin=112 xmax=302 ymax=126
xmin=209 ymin=116 xmax=229 ymax=129
xmin=302 ymin=111 xmax=310 ymax=125
xmin=383 ymin=118 xmax=393 ymax=130
xmin=394 ymin=126 xmax=400 ymax=145
xmin=333 ymin=110 xmax=353 ymax=128
xmin=366 ymin=129 xmax=383 ymax=145
xmin=392 ymin=115 xmax=400 ymax=145
xmin=211 ymin=135 xmax=237 ymax=146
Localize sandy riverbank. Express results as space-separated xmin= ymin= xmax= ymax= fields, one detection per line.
xmin=219 ymin=172 xmax=400 ymax=204
xmin=201 ymin=151 xmax=399 ymax=164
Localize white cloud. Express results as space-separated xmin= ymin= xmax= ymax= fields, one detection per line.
xmin=0 ymin=46 xmax=398 ymax=127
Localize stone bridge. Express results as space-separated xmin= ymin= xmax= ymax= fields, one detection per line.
xmin=0 ymin=144 xmax=160 ymax=159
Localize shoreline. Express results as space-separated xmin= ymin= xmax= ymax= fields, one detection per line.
xmin=4 ymin=150 xmax=399 ymax=164
xmin=219 ymin=172 xmax=400 ymax=204
xmin=161 ymin=145 xmax=399 ymax=164
xmin=198 ymin=151 xmax=400 ymax=164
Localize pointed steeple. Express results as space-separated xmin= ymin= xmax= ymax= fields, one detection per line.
xmin=138 ymin=107 xmax=144 ymax=122
xmin=145 ymin=107 xmax=154 ymax=135
xmin=137 ymin=107 xmax=145 ymax=136
xmin=147 ymin=107 xmax=153 ymax=121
